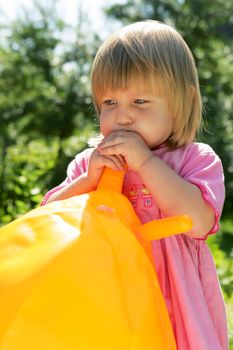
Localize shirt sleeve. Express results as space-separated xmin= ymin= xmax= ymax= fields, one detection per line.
xmin=41 ymin=148 xmax=93 ymax=205
xmin=179 ymin=143 xmax=225 ymax=240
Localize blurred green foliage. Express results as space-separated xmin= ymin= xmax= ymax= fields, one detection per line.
xmin=0 ymin=1 xmax=100 ymax=222
xmin=0 ymin=0 xmax=232 ymax=346
xmin=0 ymin=138 xmax=58 ymax=224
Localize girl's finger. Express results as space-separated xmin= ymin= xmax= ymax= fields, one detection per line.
xmin=98 ymin=143 xmax=123 ymax=156
xmin=110 ymin=155 xmax=126 ymax=169
xmin=99 ymin=155 xmax=124 ymax=171
xmin=98 ymin=132 xmax=124 ymax=149
xmin=115 ymin=154 xmax=126 ymax=168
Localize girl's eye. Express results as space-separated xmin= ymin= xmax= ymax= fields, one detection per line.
xmin=135 ymin=99 xmax=149 ymax=104
xmin=103 ymin=99 xmax=116 ymax=105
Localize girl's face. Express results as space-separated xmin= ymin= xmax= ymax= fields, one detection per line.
xmin=99 ymin=80 xmax=173 ymax=149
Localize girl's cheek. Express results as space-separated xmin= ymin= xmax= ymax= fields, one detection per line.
xmin=99 ymin=116 xmax=105 ymax=133
xmin=100 ymin=116 xmax=111 ymax=136
xmin=99 ymin=123 xmax=108 ymax=137
xmin=101 ymin=128 xmax=111 ymax=138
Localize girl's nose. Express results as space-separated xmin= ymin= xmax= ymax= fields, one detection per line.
xmin=115 ymin=108 xmax=133 ymax=125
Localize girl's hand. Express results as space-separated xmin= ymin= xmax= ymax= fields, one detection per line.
xmin=45 ymin=146 xmax=125 ymax=203
xmin=87 ymin=148 xmax=126 ymax=189
xmin=97 ymin=130 xmax=153 ymax=171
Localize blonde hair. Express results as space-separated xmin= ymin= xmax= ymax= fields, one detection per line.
xmin=91 ymin=20 xmax=202 ymax=149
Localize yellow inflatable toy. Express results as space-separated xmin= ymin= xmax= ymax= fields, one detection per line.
xmin=0 ymin=168 xmax=192 ymax=350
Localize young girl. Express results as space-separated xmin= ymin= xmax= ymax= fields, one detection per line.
xmin=42 ymin=21 xmax=228 ymax=349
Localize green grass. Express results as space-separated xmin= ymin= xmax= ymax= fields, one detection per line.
xmin=208 ymin=218 xmax=233 ymax=348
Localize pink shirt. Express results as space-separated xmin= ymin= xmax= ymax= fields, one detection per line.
xmin=42 ymin=142 xmax=228 ymax=350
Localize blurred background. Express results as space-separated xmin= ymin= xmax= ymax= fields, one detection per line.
xmin=0 ymin=0 xmax=232 ymax=346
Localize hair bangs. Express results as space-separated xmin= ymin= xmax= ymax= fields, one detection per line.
xmin=91 ymin=41 xmax=156 ymax=113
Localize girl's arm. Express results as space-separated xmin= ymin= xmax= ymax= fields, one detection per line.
xmin=98 ymin=131 xmax=216 ymax=239
xmin=45 ymin=172 xmax=95 ymax=203
xmin=137 ymin=155 xmax=215 ymax=239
